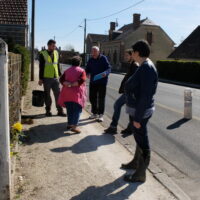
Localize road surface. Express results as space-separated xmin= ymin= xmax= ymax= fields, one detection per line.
xmin=105 ymin=73 xmax=200 ymax=200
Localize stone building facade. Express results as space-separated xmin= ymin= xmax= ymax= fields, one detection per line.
xmin=89 ymin=13 xmax=175 ymax=71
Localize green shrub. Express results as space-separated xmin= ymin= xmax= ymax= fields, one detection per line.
xmin=156 ymin=60 xmax=200 ymax=84
xmin=13 ymin=45 xmax=31 ymax=96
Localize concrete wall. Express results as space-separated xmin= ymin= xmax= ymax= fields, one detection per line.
xmin=123 ymin=25 xmax=175 ymax=64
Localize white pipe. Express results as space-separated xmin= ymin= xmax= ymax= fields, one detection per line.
xmin=0 ymin=39 xmax=11 ymax=200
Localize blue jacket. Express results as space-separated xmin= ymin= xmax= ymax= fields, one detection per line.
xmin=86 ymin=54 xmax=111 ymax=85
xmin=125 ymin=59 xmax=158 ymax=123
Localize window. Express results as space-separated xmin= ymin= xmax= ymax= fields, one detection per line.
xmin=147 ymin=32 xmax=153 ymax=45
xmin=113 ymin=50 xmax=117 ymax=64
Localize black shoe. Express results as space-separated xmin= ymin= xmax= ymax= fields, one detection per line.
xmin=104 ymin=126 xmax=117 ymax=134
xmin=121 ymin=128 xmax=132 ymax=135
xmin=57 ymin=111 xmax=66 ymax=117
xmin=46 ymin=111 xmax=52 ymax=117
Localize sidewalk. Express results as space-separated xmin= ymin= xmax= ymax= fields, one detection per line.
xmin=13 ymin=65 xmax=176 ymax=200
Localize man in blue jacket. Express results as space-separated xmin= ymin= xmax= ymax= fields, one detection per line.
xmin=86 ymin=46 xmax=111 ymax=122
xmin=121 ymin=40 xmax=158 ymax=183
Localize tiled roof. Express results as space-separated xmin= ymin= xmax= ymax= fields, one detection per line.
xmin=0 ymin=0 xmax=27 ymax=25
xmin=88 ymin=34 xmax=109 ymax=42
xmin=116 ymin=18 xmax=158 ymax=40
xmin=169 ymin=26 xmax=200 ymax=59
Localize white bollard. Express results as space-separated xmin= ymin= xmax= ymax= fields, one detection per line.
xmin=184 ymin=88 xmax=192 ymax=119
xmin=0 ymin=39 xmax=11 ymax=200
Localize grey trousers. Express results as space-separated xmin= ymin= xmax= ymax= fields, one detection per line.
xmin=43 ymin=78 xmax=63 ymax=112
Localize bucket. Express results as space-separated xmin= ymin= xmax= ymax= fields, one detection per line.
xmin=32 ymin=90 xmax=45 ymax=107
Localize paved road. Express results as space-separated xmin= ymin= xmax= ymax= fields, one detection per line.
xmin=105 ymin=73 xmax=200 ymax=200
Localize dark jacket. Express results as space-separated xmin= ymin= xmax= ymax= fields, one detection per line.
xmin=119 ymin=61 xmax=138 ymax=94
xmin=125 ymin=59 xmax=158 ymax=123
xmin=39 ymin=50 xmax=62 ymax=80
xmin=85 ymin=54 xmax=111 ymax=85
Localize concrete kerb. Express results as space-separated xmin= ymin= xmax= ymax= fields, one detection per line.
xmin=84 ymin=105 xmax=191 ymax=200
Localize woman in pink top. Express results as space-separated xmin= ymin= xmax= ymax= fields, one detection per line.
xmin=58 ymin=56 xmax=87 ymax=133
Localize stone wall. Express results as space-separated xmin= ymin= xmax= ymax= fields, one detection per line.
xmin=101 ymin=40 xmax=122 ymax=71
xmin=8 ymin=52 xmax=22 ymax=126
xmin=123 ymin=25 xmax=175 ymax=64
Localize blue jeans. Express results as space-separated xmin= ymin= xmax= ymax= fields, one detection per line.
xmin=65 ymin=102 xmax=82 ymax=126
xmin=111 ymin=94 xmax=126 ymax=127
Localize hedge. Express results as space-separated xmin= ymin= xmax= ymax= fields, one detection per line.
xmin=13 ymin=45 xmax=31 ymax=96
xmin=156 ymin=60 xmax=200 ymax=84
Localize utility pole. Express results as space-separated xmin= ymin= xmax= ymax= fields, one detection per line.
xmin=0 ymin=39 xmax=11 ymax=200
xmin=31 ymin=0 xmax=35 ymax=81
xmin=83 ymin=18 xmax=87 ymax=66
xmin=53 ymin=35 xmax=56 ymax=41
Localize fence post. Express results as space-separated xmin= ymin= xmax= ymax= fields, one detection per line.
xmin=184 ymin=88 xmax=192 ymax=119
xmin=0 ymin=39 xmax=11 ymax=200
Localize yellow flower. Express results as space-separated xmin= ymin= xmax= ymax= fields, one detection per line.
xmin=13 ymin=122 xmax=23 ymax=132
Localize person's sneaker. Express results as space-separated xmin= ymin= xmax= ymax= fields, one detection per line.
xmin=57 ymin=111 xmax=66 ymax=117
xmin=104 ymin=126 xmax=117 ymax=134
xmin=89 ymin=114 xmax=98 ymax=119
xmin=45 ymin=111 xmax=52 ymax=117
xmin=71 ymin=126 xmax=81 ymax=133
xmin=97 ymin=114 xmax=104 ymax=122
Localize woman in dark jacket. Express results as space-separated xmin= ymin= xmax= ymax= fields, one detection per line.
xmin=121 ymin=40 xmax=158 ymax=183
xmin=104 ymin=50 xmax=138 ymax=135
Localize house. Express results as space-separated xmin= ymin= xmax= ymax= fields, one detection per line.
xmin=86 ymin=33 xmax=108 ymax=54
xmin=0 ymin=0 xmax=28 ymax=47
xmin=87 ymin=13 xmax=175 ymax=71
xmin=168 ymin=26 xmax=200 ymax=60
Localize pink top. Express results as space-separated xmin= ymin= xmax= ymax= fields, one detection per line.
xmin=58 ymin=66 xmax=87 ymax=108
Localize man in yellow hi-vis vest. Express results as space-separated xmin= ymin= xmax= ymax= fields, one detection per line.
xmin=39 ymin=39 xmax=65 ymax=116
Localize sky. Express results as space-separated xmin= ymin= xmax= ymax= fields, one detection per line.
xmin=28 ymin=0 xmax=200 ymax=52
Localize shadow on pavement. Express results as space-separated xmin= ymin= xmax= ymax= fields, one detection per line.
xmin=167 ymin=118 xmax=191 ymax=130
xmin=25 ymin=122 xmax=68 ymax=144
xmin=69 ymin=175 xmax=140 ymax=200
xmin=51 ymin=134 xmax=115 ymax=154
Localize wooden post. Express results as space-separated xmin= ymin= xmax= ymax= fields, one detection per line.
xmin=0 ymin=39 xmax=11 ymax=199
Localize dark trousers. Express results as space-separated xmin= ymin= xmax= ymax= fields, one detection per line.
xmin=43 ymin=78 xmax=63 ymax=112
xmin=65 ymin=102 xmax=82 ymax=126
xmin=130 ymin=115 xmax=151 ymax=150
xmin=89 ymin=84 xmax=107 ymax=115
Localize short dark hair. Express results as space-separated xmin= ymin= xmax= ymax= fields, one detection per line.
xmin=132 ymin=40 xmax=150 ymax=57
xmin=125 ymin=49 xmax=132 ymax=56
xmin=47 ymin=39 xmax=56 ymax=46
xmin=71 ymin=56 xmax=82 ymax=66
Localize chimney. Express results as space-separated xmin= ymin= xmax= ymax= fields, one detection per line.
xmin=109 ymin=22 xmax=116 ymax=40
xmin=133 ymin=13 xmax=141 ymax=29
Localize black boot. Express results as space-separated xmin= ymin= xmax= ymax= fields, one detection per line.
xmin=121 ymin=145 xmax=140 ymax=170
xmin=104 ymin=126 xmax=117 ymax=134
xmin=124 ymin=148 xmax=150 ymax=183
xmin=121 ymin=127 xmax=132 ymax=135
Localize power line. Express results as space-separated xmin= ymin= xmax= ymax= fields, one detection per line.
xmin=57 ymin=20 xmax=84 ymax=39
xmin=87 ymin=0 xmax=145 ymax=21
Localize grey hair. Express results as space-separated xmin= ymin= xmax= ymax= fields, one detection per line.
xmin=92 ymin=46 xmax=100 ymax=51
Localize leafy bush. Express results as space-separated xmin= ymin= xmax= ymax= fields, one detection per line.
xmin=13 ymin=45 xmax=31 ymax=95
xmin=156 ymin=60 xmax=200 ymax=84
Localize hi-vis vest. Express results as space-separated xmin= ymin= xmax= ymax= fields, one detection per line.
xmin=41 ymin=50 xmax=59 ymax=78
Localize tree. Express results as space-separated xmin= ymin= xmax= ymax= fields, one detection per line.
xmin=64 ymin=44 xmax=75 ymax=52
